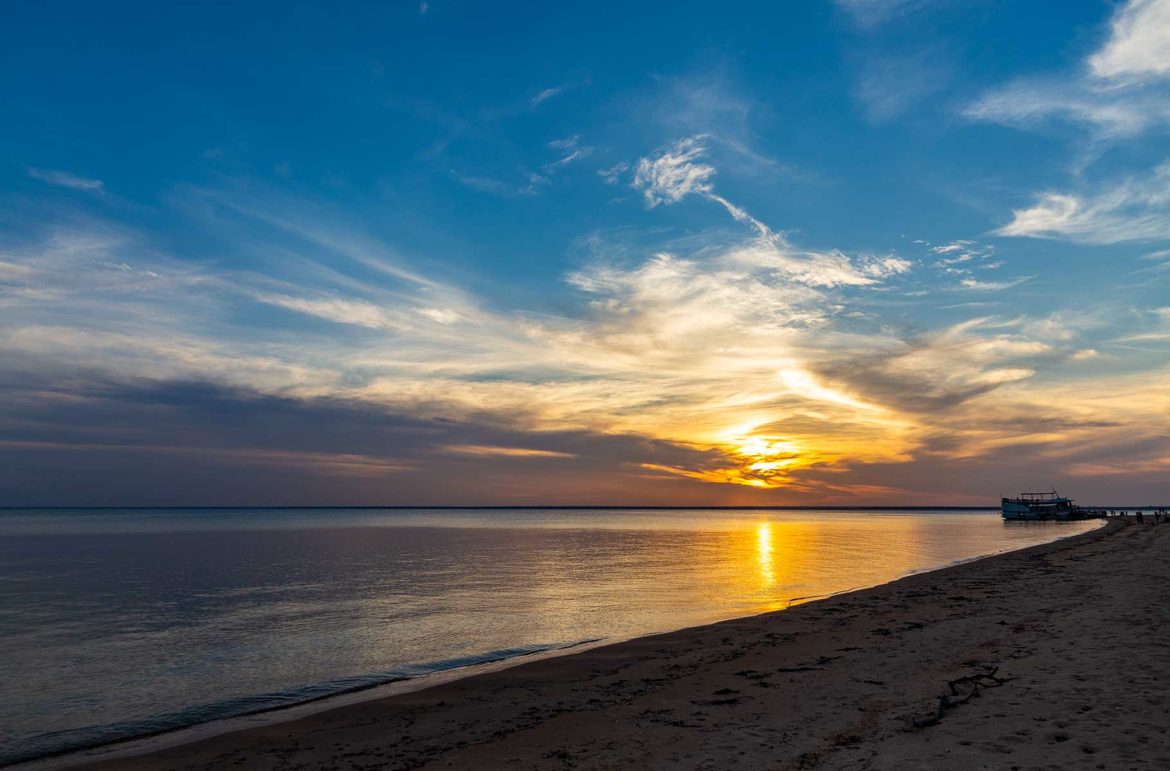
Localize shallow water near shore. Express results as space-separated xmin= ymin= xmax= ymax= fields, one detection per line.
xmin=0 ymin=507 xmax=1100 ymax=765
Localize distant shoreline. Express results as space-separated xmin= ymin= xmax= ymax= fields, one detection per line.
xmin=7 ymin=504 xmax=1167 ymax=512
xmin=2 ymin=505 xmax=1001 ymax=511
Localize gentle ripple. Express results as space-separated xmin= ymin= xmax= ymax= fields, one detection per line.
xmin=0 ymin=508 xmax=1100 ymax=764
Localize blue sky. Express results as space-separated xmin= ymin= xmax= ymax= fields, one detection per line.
xmin=2 ymin=0 xmax=1168 ymax=505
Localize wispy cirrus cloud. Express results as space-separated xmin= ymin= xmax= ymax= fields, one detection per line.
xmin=597 ymin=162 xmax=628 ymax=185
xmin=542 ymin=147 xmax=591 ymax=173
xmin=456 ymin=135 xmax=596 ymax=197
xmin=965 ymin=76 xmax=1170 ymax=140
xmin=968 ymin=0 xmax=1170 ymax=246
xmin=546 ymin=135 xmax=579 ymax=150
xmin=450 ymin=170 xmax=514 ymax=195
xmin=927 ymin=239 xmax=996 ymax=269
xmin=444 ymin=444 xmax=576 ymax=459
xmin=0 ymin=170 xmax=908 ymax=493
xmin=26 ymin=168 xmax=105 ymax=193
xmin=931 ymin=240 xmax=973 ymax=256
xmin=919 ymin=240 xmax=1021 ymax=288
xmin=530 ymin=85 xmax=566 ymax=107
xmin=855 ymin=49 xmax=951 ymax=123
xmin=966 ymin=0 xmax=1170 ymax=140
xmin=255 ymin=294 xmax=419 ymax=332
xmin=994 ymin=164 xmax=1170 ymax=243
xmin=632 ymin=136 xmax=716 ymax=207
xmin=632 ymin=135 xmax=774 ymax=237
xmin=958 ymin=276 xmax=1032 ymax=291
xmin=834 ymin=0 xmax=936 ymax=28
xmin=8 ymin=7 xmax=1170 ymax=508
xmin=521 ymin=136 xmax=594 ymax=193
xmin=0 ymin=438 xmax=418 ymax=477
xmin=2 ymin=167 xmax=1167 ymax=502
xmin=631 ymin=136 xmax=910 ymax=286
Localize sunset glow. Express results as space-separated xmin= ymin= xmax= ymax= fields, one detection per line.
xmin=2 ymin=1 xmax=1169 ymax=505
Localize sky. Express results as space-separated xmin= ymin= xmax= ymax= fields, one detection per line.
xmin=1 ymin=0 xmax=1168 ymax=506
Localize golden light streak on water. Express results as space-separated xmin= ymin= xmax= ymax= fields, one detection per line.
xmin=0 ymin=508 xmax=1103 ymax=764
xmin=756 ymin=521 xmax=775 ymax=589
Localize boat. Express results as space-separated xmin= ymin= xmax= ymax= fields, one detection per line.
xmin=1001 ymin=490 xmax=1096 ymax=520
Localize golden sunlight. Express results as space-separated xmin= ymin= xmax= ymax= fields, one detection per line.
xmin=756 ymin=522 xmax=775 ymax=588
xmin=778 ymin=368 xmax=878 ymax=412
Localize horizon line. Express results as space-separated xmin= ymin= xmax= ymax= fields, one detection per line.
xmin=1 ymin=504 xmax=1007 ymax=511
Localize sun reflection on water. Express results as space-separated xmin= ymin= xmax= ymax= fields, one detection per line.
xmin=756 ymin=521 xmax=775 ymax=589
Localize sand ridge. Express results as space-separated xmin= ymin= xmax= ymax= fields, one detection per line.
xmin=69 ymin=519 xmax=1169 ymax=770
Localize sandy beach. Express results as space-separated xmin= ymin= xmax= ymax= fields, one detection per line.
xmin=64 ymin=518 xmax=1169 ymax=770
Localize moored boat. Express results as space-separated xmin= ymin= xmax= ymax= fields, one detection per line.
xmin=1001 ymin=490 xmax=1098 ymax=520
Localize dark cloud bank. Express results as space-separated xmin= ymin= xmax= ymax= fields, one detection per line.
xmin=0 ymin=377 xmax=732 ymax=506
xmin=2 ymin=376 xmax=1163 ymax=507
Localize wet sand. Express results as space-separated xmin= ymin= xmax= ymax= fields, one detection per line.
xmin=70 ymin=518 xmax=1169 ymax=770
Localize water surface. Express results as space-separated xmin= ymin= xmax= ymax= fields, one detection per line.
xmin=0 ymin=507 xmax=1099 ymax=764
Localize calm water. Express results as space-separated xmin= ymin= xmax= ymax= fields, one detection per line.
xmin=0 ymin=508 xmax=1099 ymax=764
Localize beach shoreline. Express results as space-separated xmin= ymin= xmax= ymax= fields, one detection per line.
xmin=27 ymin=516 xmax=1165 ymax=770
xmin=4 ymin=512 xmax=1095 ymax=769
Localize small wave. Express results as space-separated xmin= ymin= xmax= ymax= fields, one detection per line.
xmin=0 ymin=639 xmax=602 ymax=768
